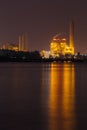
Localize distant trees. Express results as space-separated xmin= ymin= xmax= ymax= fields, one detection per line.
xmin=0 ymin=50 xmax=42 ymax=62
xmin=0 ymin=49 xmax=87 ymax=62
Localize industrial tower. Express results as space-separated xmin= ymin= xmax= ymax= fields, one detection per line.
xmin=18 ymin=33 xmax=29 ymax=52
xmin=69 ymin=20 xmax=75 ymax=54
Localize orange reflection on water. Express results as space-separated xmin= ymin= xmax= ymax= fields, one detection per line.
xmin=49 ymin=63 xmax=76 ymax=130
xmin=62 ymin=63 xmax=76 ymax=130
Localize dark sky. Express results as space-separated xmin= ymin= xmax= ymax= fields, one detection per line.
xmin=0 ymin=0 xmax=87 ymax=53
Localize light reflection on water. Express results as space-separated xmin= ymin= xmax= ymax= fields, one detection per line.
xmin=1 ymin=62 xmax=86 ymax=129
xmin=47 ymin=63 xmax=76 ymax=130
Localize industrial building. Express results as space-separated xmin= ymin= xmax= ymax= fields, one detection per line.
xmin=0 ymin=33 xmax=29 ymax=52
xmin=50 ymin=20 xmax=75 ymax=58
xmin=1 ymin=43 xmax=19 ymax=51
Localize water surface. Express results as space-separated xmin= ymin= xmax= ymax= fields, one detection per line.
xmin=0 ymin=62 xmax=87 ymax=130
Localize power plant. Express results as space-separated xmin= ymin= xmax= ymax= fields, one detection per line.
xmin=0 ymin=20 xmax=87 ymax=62
xmin=0 ymin=33 xmax=29 ymax=52
xmin=0 ymin=20 xmax=75 ymax=59
xmin=50 ymin=20 xmax=75 ymax=58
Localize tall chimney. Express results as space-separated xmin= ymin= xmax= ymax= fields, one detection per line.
xmin=25 ymin=33 xmax=29 ymax=51
xmin=22 ymin=34 xmax=25 ymax=51
xmin=69 ymin=20 xmax=74 ymax=54
xmin=19 ymin=35 xmax=21 ymax=51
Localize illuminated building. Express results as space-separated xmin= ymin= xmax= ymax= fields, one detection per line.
xmin=50 ymin=21 xmax=75 ymax=57
xmin=0 ymin=33 xmax=29 ymax=52
xmin=40 ymin=50 xmax=50 ymax=58
xmin=2 ymin=43 xmax=19 ymax=51
xmin=50 ymin=35 xmax=68 ymax=57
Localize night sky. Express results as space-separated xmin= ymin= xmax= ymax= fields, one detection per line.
xmin=0 ymin=0 xmax=87 ymax=53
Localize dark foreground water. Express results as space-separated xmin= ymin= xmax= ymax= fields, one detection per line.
xmin=0 ymin=62 xmax=87 ymax=130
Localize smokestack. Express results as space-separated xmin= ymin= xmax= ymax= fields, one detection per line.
xmin=25 ymin=33 xmax=29 ymax=51
xmin=22 ymin=34 xmax=25 ymax=51
xmin=18 ymin=33 xmax=29 ymax=52
xmin=69 ymin=20 xmax=74 ymax=54
xmin=19 ymin=35 xmax=21 ymax=51
xmin=69 ymin=20 xmax=74 ymax=47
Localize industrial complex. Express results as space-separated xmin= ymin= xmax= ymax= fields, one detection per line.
xmin=41 ymin=20 xmax=75 ymax=58
xmin=0 ymin=21 xmax=75 ymax=57
xmin=0 ymin=33 xmax=29 ymax=52
xmin=1 ymin=20 xmax=86 ymax=62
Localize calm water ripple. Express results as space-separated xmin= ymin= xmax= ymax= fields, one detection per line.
xmin=0 ymin=62 xmax=87 ymax=130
